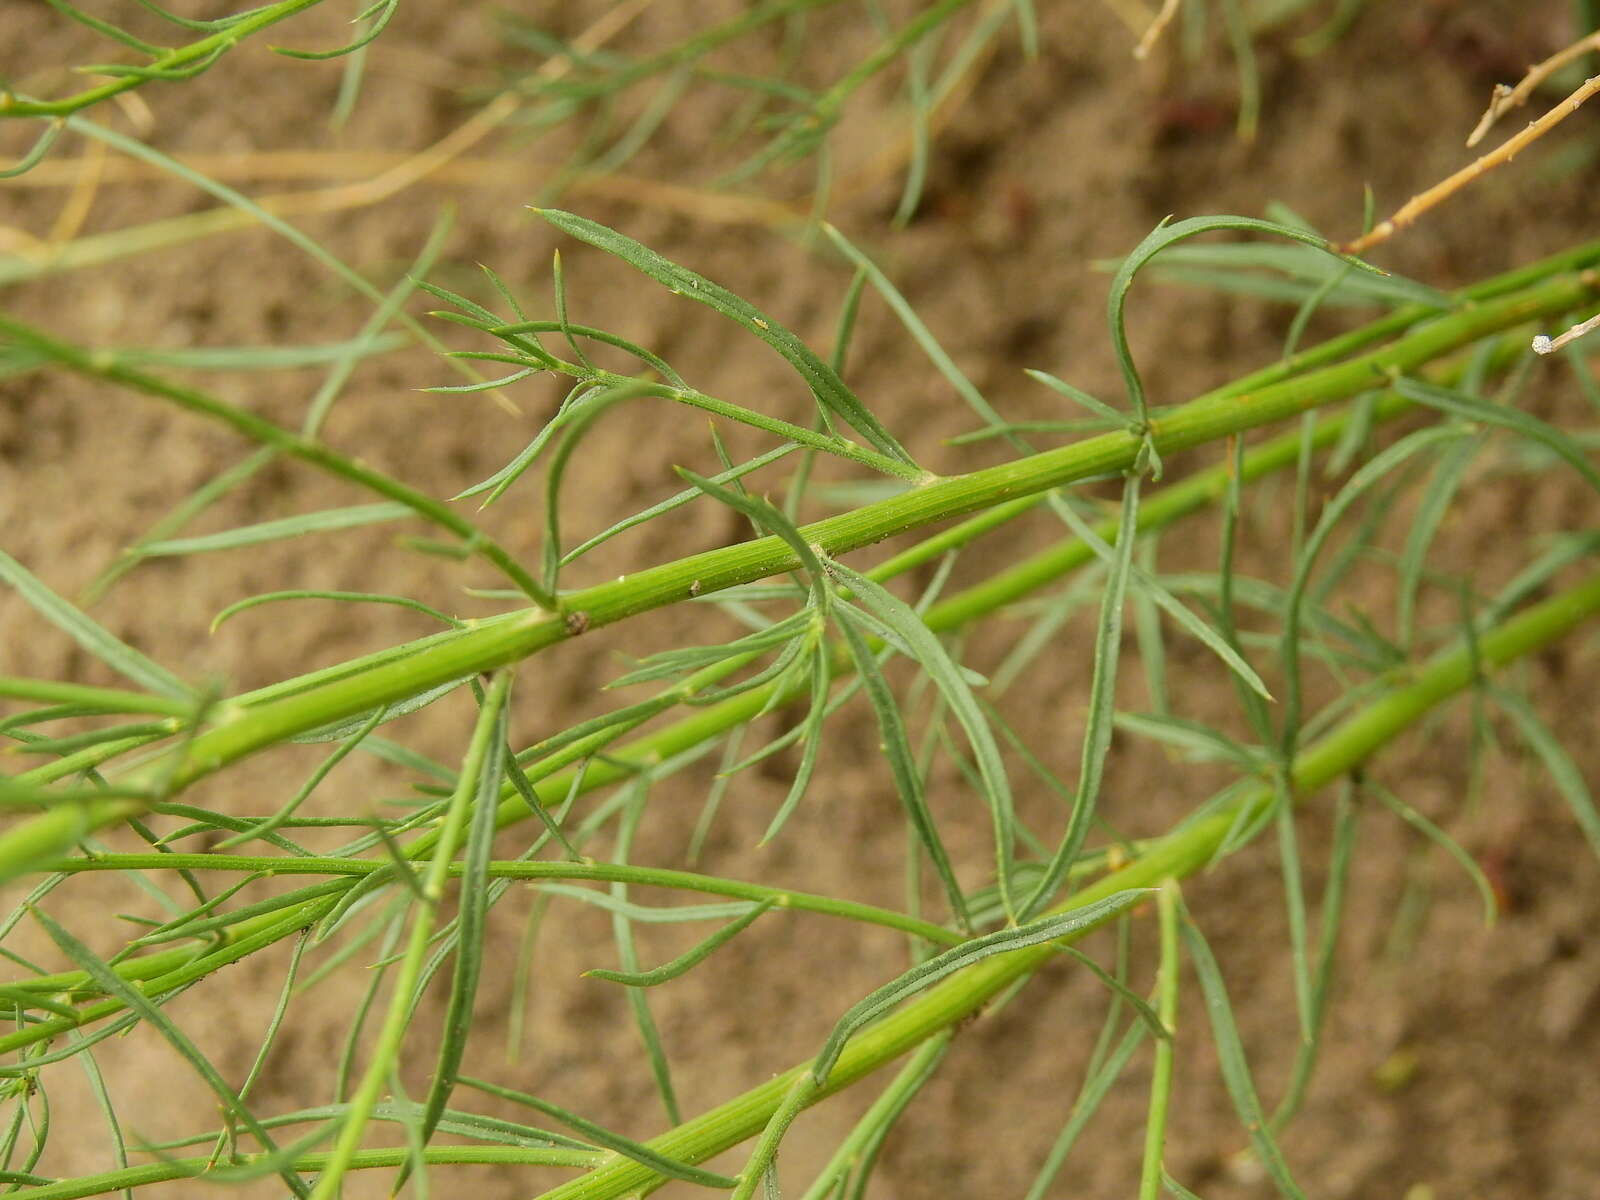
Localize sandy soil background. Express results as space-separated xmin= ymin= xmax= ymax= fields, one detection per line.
xmin=4 ymin=2 xmax=1600 ymax=1197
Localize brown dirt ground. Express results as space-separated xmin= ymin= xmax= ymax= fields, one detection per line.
xmin=4 ymin=2 xmax=1600 ymax=1197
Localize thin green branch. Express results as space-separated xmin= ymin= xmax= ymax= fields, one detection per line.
xmin=0 ymin=1144 xmax=603 ymax=1200
xmin=9 ymin=859 xmax=957 ymax=1009
xmin=1 ymin=0 xmax=328 ymax=119
xmin=0 ymin=317 xmax=552 ymax=610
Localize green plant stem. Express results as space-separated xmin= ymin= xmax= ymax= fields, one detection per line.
xmin=3 ymin=263 xmax=1590 ymax=870
xmin=1 ymin=1145 xmax=603 ymax=1200
xmin=0 ymin=325 xmax=1527 ymax=1023
xmin=1138 ymin=881 xmax=1181 ymax=1200
xmin=28 ymin=859 xmax=960 ymax=948
xmin=5 ymin=440 xmax=1594 ymax=1198
xmin=797 ymin=1031 xmax=951 ymax=1200
xmin=532 ymin=571 xmax=1600 ymax=1200
xmin=0 ymin=0 xmax=328 ymax=119
xmin=0 ymin=325 xmax=1550 ymax=1023
xmin=0 ymin=898 xmax=338 ymax=1059
xmin=0 ymin=678 xmax=193 ymax=717
xmin=311 ymin=671 xmax=513 ymax=1198
xmin=0 ymin=266 xmax=1575 ymax=1029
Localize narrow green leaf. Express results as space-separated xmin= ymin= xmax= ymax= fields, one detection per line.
xmin=1181 ymin=912 xmax=1306 ymax=1200
xmin=586 ymin=898 xmax=777 ymax=987
xmin=544 ymin=385 xmax=652 ymax=587
xmin=270 ymin=0 xmax=397 ymax=59
xmin=308 ymin=671 xmax=515 ymax=1199
xmin=290 ymin=679 xmax=468 ymax=744
xmin=812 ymin=891 xmax=1150 ymax=1084
xmin=1272 ymin=783 xmax=1358 ymax=1131
xmin=1363 ymin=779 xmax=1496 ymax=926
xmin=8 ymin=720 xmax=176 ymax=760
xmin=1027 ymin=1018 xmax=1149 ymax=1198
xmin=503 ymin=752 xmax=582 ymax=861
xmin=106 ymin=334 xmax=407 ymax=371
xmin=732 ymin=1073 xmax=819 ymax=1200
xmin=413 ymin=690 xmax=510 ymax=1159
xmin=1162 ymin=1170 xmax=1208 ymax=1199
xmin=142 ymin=1098 xmax=600 ymax=1153
xmin=1276 ymin=795 xmax=1314 ymax=1048
xmin=29 ymin=907 xmax=311 ymax=1198
xmin=550 ymin=249 xmax=592 ymax=370
xmin=799 ymin=1032 xmax=951 ymax=1200
xmin=890 ymin=37 xmax=935 ymax=226
xmin=607 ymin=612 xmax=810 ymax=690
xmin=823 ymin=557 xmax=1018 ymax=920
xmin=1024 ymin=369 xmax=1130 ymax=426
xmin=1059 ymin=941 xmax=1169 ymax=1044
xmin=1023 ymin=478 xmax=1142 ymax=919
xmin=451 ymin=381 xmax=599 ymax=504
xmin=679 ymin=468 xmax=832 ymax=615
xmin=478 ymin=320 xmax=682 ymax=385
xmin=459 ymin=1076 xmax=737 ymax=1189
xmin=539 ymin=887 xmax=753 ymax=925
xmin=822 ymin=224 xmax=1013 ymax=439
xmin=609 ymin=785 xmax=681 ymax=1125
xmin=1109 ymin=215 xmax=1383 ymax=425
xmin=217 ymin=706 xmax=388 ymax=851
xmin=533 ymin=207 xmax=918 ymax=468
xmin=1391 ymin=374 xmax=1600 ymax=496
xmin=1490 ymin=685 xmax=1600 ymax=862
xmin=0 ymin=119 xmax=65 ymax=179
xmin=210 ymin=591 xmax=457 ymax=635
xmin=139 ymin=503 xmax=412 ymax=556
xmin=759 ymin=645 xmax=831 ymax=843
xmin=1110 ymin=242 xmax=1448 ymax=310
xmin=0 ymin=550 xmax=192 ymax=700
xmin=1112 ymin=712 xmax=1268 ymax=771
xmin=1279 ymin=425 xmax=1468 ymax=760
xmin=562 ymin=445 xmax=797 ymax=567
xmin=834 ymin=606 xmax=971 ymax=932
xmin=1046 ymin=498 xmax=1273 ymax=700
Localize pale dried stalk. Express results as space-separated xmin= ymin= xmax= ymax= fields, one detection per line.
xmin=7 ymin=152 xmax=804 ymax=228
xmin=1532 ymin=311 xmax=1600 ymax=355
xmin=1467 ymin=29 xmax=1600 ymax=147
xmin=1339 ymin=33 xmax=1600 ymax=354
xmin=1134 ymin=0 xmax=1183 ymax=60
xmin=1339 ymin=70 xmax=1600 ymax=258
xmin=44 ymin=134 xmax=105 ymax=245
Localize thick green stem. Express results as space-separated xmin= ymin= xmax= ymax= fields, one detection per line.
xmin=7 ymin=264 xmax=1590 ymax=842
xmin=0 ymin=312 xmax=1562 ymax=1011
xmin=534 ymin=571 xmax=1600 ymax=1200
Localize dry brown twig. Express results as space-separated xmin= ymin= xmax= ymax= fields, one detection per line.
xmin=1467 ymin=29 xmax=1600 ymax=147
xmin=1339 ymin=75 xmax=1600 ymax=259
xmin=1338 ymin=32 xmax=1600 ymax=354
